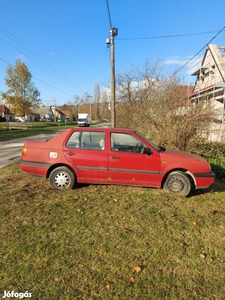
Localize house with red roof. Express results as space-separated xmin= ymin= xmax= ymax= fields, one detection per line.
xmin=0 ymin=104 xmax=14 ymax=121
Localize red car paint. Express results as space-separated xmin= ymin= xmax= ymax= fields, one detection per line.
xmin=20 ymin=127 xmax=215 ymax=196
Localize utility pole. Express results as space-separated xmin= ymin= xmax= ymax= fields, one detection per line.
xmin=107 ymin=27 xmax=118 ymax=127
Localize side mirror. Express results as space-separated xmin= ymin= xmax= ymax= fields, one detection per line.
xmin=142 ymin=147 xmax=152 ymax=156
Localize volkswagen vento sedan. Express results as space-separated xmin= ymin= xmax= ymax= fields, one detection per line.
xmin=20 ymin=127 xmax=215 ymax=196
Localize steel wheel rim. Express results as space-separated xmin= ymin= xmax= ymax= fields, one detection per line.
xmin=167 ymin=177 xmax=184 ymax=192
xmin=54 ymin=172 xmax=70 ymax=188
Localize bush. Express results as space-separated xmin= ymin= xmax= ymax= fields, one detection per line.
xmin=116 ymin=60 xmax=213 ymax=152
xmin=207 ymin=156 xmax=225 ymax=179
xmin=188 ymin=140 xmax=225 ymax=157
xmin=188 ymin=141 xmax=225 ymax=179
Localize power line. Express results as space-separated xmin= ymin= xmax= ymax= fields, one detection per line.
xmin=0 ymin=25 xmax=83 ymax=92
xmin=0 ymin=36 xmax=76 ymax=89
xmin=0 ymin=57 xmax=73 ymax=97
xmin=0 ymin=57 xmax=10 ymax=65
xmin=105 ymin=0 xmax=112 ymax=28
xmin=117 ymin=29 xmax=225 ymax=41
xmin=170 ymin=26 xmax=225 ymax=78
xmin=33 ymin=76 xmax=74 ymax=97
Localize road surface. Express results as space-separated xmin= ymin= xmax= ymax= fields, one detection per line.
xmin=0 ymin=132 xmax=63 ymax=169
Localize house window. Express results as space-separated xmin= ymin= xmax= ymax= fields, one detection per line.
xmin=211 ymin=65 xmax=215 ymax=79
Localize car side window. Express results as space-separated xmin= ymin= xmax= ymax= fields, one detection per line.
xmin=67 ymin=132 xmax=105 ymax=150
xmin=111 ymin=133 xmax=144 ymax=153
xmin=81 ymin=132 xmax=105 ymax=150
xmin=67 ymin=132 xmax=81 ymax=148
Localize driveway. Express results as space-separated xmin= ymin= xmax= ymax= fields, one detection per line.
xmin=0 ymin=131 xmax=64 ymax=169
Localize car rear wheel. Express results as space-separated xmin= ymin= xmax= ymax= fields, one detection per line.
xmin=49 ymin=167 xmax=75 ymax=190
xmin=163 ymin=171 xmax=191 ymax=197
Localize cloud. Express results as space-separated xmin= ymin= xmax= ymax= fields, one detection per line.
xmin=17 ymin=54 xmax=26 ymax=62
xmin=165 ymin=57 xmax=190 ymax=66
xmin=165 ymin=55 xmax=203 ymax=77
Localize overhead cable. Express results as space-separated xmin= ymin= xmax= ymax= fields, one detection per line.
xmin=0 ymin=25 xmax=83 ymax=92
xmin=0 ymin=57 xmax=73 ymax=97
xmin=105 ymin=0 xmax=113 ymax=28
xmin=170 ymin=25 xmax=225 ymax=77
xmin=117 ymin=29 xmax=225 ymax=41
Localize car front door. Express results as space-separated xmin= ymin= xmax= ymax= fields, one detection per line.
xmin=108 ymin=132 xmax=161 ymax=187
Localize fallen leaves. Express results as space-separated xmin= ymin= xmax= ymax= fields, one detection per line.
xmin=121 ymin=226 xmax=132 ymax=232
xmin=133 ymin=266 xmax=142 ymax=273
xmin=105 ymin=281 xmax=110 ymax=290
xmin=128 ymin=276 xmax=135 ymax=284
xmin=128 ymin=265 xmax=143 ymax=284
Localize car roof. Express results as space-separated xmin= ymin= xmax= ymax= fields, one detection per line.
xmin=71 ymin=127 xmax=136 ymax=133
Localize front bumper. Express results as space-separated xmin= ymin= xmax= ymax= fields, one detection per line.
xmin=193 ymin=171 xmax=215 ymax=189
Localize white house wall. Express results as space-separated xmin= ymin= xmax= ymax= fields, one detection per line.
xmin=193 ymin=45 xmax=225 ymax=93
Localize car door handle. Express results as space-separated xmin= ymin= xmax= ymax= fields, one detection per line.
xmin=66 ymin=152 xmax=76 ymax=156
xmin=110 ymin=155 xmax=120 ymax=159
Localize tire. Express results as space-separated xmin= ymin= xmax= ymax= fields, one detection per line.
xmin=163 ymin=171 xmax=191 ymax=197
xmin=49 ymin=167 xmax=75 ymax=190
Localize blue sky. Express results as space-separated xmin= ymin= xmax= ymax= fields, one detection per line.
xmin=1 ymin=0 xmax=225 ymax=106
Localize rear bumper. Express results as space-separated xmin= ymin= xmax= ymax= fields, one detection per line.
xmin=20 ymin=160 xmax=50 ymax=178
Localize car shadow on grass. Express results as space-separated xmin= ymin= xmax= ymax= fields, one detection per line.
xmin=190 ymin=179 xmax=225 ymax=197
xmin=73 ymin=181 xmax=225 ymax=199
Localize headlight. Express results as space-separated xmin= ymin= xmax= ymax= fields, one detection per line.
xmin=208 ymin=163 xmax=211 ymax=171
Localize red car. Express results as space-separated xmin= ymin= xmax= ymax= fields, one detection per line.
xmin=20 ymin=127 xmax=215 ymax=196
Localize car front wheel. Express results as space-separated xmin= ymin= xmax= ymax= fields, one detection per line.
xmin=49 ymin=167 xmax=75 ymax=190
xmin=163 ymin=171 xmax=191 ymax=197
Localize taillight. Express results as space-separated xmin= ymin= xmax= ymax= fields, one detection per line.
xmin=22 ymin=148 xmax=27 ymax=156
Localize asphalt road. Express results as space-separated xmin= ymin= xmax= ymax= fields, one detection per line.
xmin=0 ymin=131 xmax=63 ymax=169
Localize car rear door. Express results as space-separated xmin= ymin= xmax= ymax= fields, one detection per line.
xmin=63 ymin=130 xmax=108 ymax=183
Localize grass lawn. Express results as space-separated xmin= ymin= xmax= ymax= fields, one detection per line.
xmin=1 ymin=162 xmax=225 ymax=299
xmin=0 ymin=122 xmax=77 ymax=141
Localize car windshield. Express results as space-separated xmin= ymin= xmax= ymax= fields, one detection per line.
xmin=136 ymin=131 xmax=165 ymax=152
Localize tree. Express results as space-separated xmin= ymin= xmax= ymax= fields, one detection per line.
xmin=94 ymin=83 xmax=101 ymax=120
xmin=80 ymin=93 xmax=92 ymax=118
xmin=100 ymin=90 xmax=110 ymax=120
xmin=116 ymin=60 xmax=214 ymax=152
xmin=2 ymin=59 xmax=41 ymax=118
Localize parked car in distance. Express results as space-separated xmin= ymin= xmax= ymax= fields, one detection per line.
xmin=65 ymin=117 xmax=71 ymax=122
xmin=15 ymin=116 xmax=24 ymax=122
xmin=57 ymin=118 xmax=64 ymax=123
xmin=19 ymin=128 xmax=215 ymax=196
